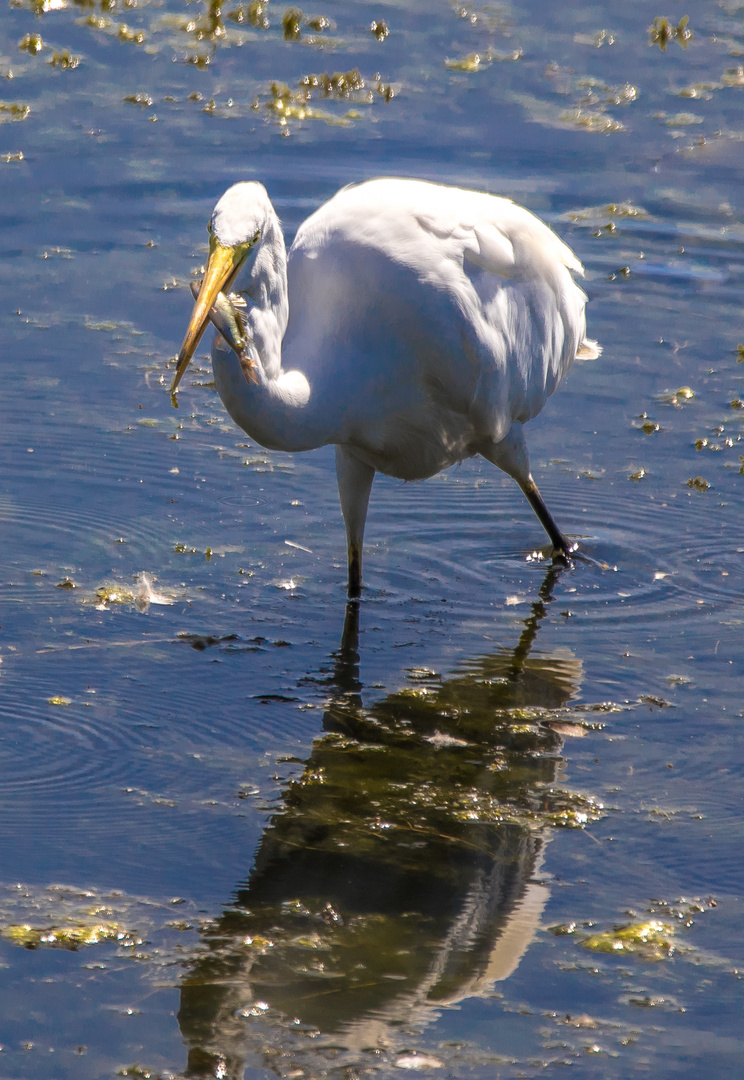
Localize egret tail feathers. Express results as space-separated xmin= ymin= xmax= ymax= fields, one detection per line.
xmin=576 ymin=339 xmax=601 ymax=361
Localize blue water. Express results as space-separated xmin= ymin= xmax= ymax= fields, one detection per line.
xmin=1 ymin=0 xmax=743 ymax=1076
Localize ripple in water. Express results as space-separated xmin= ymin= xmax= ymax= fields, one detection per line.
xmin=365 ymin=474 xmax=741 ymax=626
xmin=0 ymin=497 xmax=173 ymax=600
xmin=0 ymin=687 xmax=132 ymax=805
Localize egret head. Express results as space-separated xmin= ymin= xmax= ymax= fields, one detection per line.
xmin=171 ymin=182 xmax=269 ymax=394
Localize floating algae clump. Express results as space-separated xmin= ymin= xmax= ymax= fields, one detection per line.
xmin=581 ymin=920 xmax=675 ymax=960
xmin=649 ymin=15 xmax=692 ymax=52
xmin=3 ymin=920 xmax=126 ymax=949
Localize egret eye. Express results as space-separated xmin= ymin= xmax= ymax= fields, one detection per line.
xmin=252 ymin=229 xmax=261 ymax=246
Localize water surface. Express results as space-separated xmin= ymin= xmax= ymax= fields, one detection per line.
xmin=1 ymin=0 xmax=743 ymax=1076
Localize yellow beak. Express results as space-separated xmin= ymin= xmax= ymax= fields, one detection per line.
xmin=171 ymin=238 xmax=247 ymax=394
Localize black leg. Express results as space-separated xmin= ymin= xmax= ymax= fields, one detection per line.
xmin=347 ymin=541 xmax=362 ymax=598
xmin=519 ymin=476 xmax=574 ymax=560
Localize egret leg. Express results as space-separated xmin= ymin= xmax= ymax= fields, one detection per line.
xmin=335 ymin=446 xmax=375 ymax=598
xmin=518 ymin=476 xmax=572 ymax=559
xmin=478 ymin=425 xmax=572 ymax=559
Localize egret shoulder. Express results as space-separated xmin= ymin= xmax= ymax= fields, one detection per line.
xmin=290 ymin=177 xmax=583 ymax=287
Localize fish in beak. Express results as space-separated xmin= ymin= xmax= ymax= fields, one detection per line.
xmin=171 ymin=232 xmax=258 ymax=395
xmin=187 ymin=281 xmax=260 ymax=386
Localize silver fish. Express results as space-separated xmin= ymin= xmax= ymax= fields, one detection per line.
xmin=189 ymin=280 xmax=259 ymax=385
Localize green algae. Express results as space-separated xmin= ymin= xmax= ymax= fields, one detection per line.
xmin=117 ymin=1067 xmax=167 ymax=1080
xmin=93 ymin=582 xmax=139 ymax=605
xmin=649 ymin=15 xmax=692 ymax=52
xmin=563 ymin=202 xmax=649 ymax=236
xmin=1 ymin=893 xmax=137 ymax=952
xmin=656 ymin=386 xmax=695 ymax=407
xmin=446 ymin=51 xmax=489 ymax=72
xmin=298 ymin=67 xmax=365 ymax=96
xmin=52 ymin=572 xmax=178 ymax=610
xmin=227 ymin=1 xmax=270 ymax=28
xmin=559 ymin=108 xmax=625 ymax=133
xmin=445 ymin=48 xmax=523 ymax=72
xmin=581 ymin=920 xmax=674 ymax=959
xmin=116 ymin=23 xmax=146 ymax=43
xmin=281 ymin=6 xmax=302 ymax=40
xmin=18 ymin=32 xmax=44 ymax=53
xmin=263 ymin=80 xmax=347 ymax=125
xmin=722 ymin=66 xmax=744 ymax=87
xmin=0 ymin=101 xmax=31 ymax=123
xmin=550 ymin=897 xmax=720 ymax=970
xmin=3 ymin=920 xmax=125 ymax=948
xmin=638 ymin=418 xmax=660 ymax=434
xmin=254 ymin=68 xmax=394 ymax=128
xmin=0 ymin=884 xmax=201 ymax=970
xmin=305 ymin=14 xmax=331 ymax=32
xmin=123 ymin=92 xmax=154 ymax=108
xmin=662 ymin=111 xmax=703 ymax=127
xmin=49 ymin=49 xmax=80 ymax=67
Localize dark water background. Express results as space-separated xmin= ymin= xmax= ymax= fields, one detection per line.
xmin=1 ymin=0 xmax=743 ymax=1076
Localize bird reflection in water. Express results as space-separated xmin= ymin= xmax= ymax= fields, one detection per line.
xmin=179 ymin=566 xmax=592 ymax=1078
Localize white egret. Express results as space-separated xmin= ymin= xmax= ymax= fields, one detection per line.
xmin=172 ymin=178 xmax=599 ymax=596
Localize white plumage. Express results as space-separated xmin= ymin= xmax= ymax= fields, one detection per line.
xmin=173 ymin=177 xmax=599 ymax=595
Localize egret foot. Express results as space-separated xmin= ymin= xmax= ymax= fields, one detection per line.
xmin=551 ymin=537 xmax=579 ymax=565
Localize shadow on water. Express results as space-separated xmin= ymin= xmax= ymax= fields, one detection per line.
xmin=178 ymin=565 xmax=597 ymax=1077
